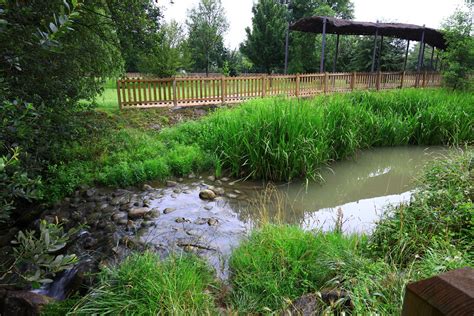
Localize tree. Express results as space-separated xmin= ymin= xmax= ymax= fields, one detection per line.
xmin=0 ymin=0 xmax=140 ymax=221
xmin=137 ymin=21 xmax=191 ymax=77
xmin=105 ymin=0 xmax=163 ymax=72
xmin=348 ymin=36 xmax=406 ymax=72
xmin=186 ymin=0 xmax=229 ymax=75
xmin=241 ymin=0 xmax=287 ymax=73
xmin=440 ymin=6 xmax=474 ymax=90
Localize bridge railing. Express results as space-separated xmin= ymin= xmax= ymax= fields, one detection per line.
xmin=116 ymin=71 xmax=442 ymax=109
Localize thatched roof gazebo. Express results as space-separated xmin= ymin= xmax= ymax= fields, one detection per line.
xmin=289 ymin=16 xmax=446 ymax=73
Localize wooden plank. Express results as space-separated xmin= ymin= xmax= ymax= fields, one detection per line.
xmin=117 ymin=80 xmax=122 ymax=110
xmin=402 ymin=267 xmax=474 ymax=316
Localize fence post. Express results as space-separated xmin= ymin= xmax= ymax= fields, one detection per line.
xmin=422 ymin=71 xmax=427 ymax=87
xmin=295 ymin=74 xmax=300 ymax=97
xmin=400 ymin=71 xmax=405 ymax=89
xmin=221 ymin=76 xmax=226 ymax=104
xmin=172 ymin=78 xmax=177 ymax=107
xmin=262 ymin=75 xmax=266 ymax=98
xmin=324 ymin=72 xmax=329 ymax=94
xmin=117 ymin=79 xmax=122 ymax=110
xmin=376 ymin=71 xmax=381 ymax=91
xmin=351 ymin=72 xmax=356 ymax=91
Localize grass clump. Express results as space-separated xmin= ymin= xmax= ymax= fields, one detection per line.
xmin=229 ymin=225 xmax=362 ymax=313
xmin=60 ymin=252 xmax=217 ymax=315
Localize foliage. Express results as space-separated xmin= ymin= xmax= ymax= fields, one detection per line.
xmin=348 ymin=36 xmax=406 ymax=72
xmin=137 ymin=21 xmax=190 ymax=77
xmin=369 ymin=150 xmax=474 ymax=265
xmin=186 ymin=0 xmax=229 ymax=75
xmin=0 ymin=0 xmax=124 ymax=218
xmin=165 ymin=89 xmax=473 ymax=181
xmin=0 ymin=147 xmax=43 ymax=223
xmin=229 ymin=225 xmax=362 ymax=312
xmin=11 ymin=220 xmax=79 ymax=288
xmin=68 ymin=252 xmax=217 ymax=315
xmin=45 ymin=125 xmax=214 ymax=202
xmin=441 ymin=6 xmax=474 ymax=90
xmin=105 ymin=0 xmax=162 ymax=72
xmin=241 ymin=0 xmax=288 ymax=73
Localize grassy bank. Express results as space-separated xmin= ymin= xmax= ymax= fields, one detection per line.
xmin=46 ymin=150 xmax=473 ymax=315
xmin=165 ymin=89 xmax=473 ymax=180
xmin=46 ymin=88 xmax=473 ymax=202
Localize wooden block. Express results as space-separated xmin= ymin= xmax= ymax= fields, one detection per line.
xmin=402 ymin=267 xmax=474 ymax=316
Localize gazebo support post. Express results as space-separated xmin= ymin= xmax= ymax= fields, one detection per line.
xmin=434 ymin=51 xmax=439 ymax=71
xmin=320 ymin=17 xmax=327 ymax=73
xmin=417 ymin=27 xmax=426 ymax=71
xmin=332 ymin=34 xmax=340 ymax=73
xmin=371 ymin=29 xmax=379 ymax=73
xmin=403 ymin=40 xmax=410 ymax=71
xmin=284 ymin=23 xmax=289 ymax=74
xmin=377 ymin=35 xmax=384 ymax=71
xmin=430 ymin=46 xmax=435 ymax=70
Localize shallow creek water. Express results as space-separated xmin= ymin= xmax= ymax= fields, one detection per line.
xmin=140 ymin=146 xmax=450 ymax=277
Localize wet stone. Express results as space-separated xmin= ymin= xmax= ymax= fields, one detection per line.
xmin=199 ymin=189 xmax=216 ymax=201
xmin=234 ymin=190 xmax=242 ymax=194
xmin=173 ymin=188 xmax=181 ymax=194
xmin=111 ymin=212 xmax=128 ymax=222
xmin=163 ymin=208 xmax=176 ymax=214
xmin=166 ymin=180 xmax=178 ymax=187
xmin=212 ymin=187 xmax=225 ymax=196
xmin=177 ymin=178 xmax=184 ymax=182
xmin=175 ymin=217 xmax=190 ymax=223
xmin=207 ymin=175 xmax=216 ymax=182
xmin=194 ymin=218 xmax=209 ymax=225
xmin=183 ymin=190 xmax=191 ymax=194
xmin=142 ymin=184 xmax=154 ymax=191
xmin=220 ymin=177 xmax=229 ymax=182
xmin=171 ymin=194 xmax=178 ymax=199
xmin=226 ymin=193 xmax=238 ymax=199
xmin=128 ymin=207 xmax=151 ymax=219
xmin=208 ymin=218 xmax=218 ymax=226
xmin=204 ymin=205 xmax=214 ymax=211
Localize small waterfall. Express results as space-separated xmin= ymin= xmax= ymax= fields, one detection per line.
xmin=32 ymin=266 xmax=79 ymax=300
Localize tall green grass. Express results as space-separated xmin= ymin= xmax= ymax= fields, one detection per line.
xmin=64 ymin=252 xmax=217 ymax=315
xmin=163 ymin=89 xmax=473 ymax=181
xmin=229 ymin=226 xmax=363 ymax=313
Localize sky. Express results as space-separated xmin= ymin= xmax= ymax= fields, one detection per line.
xmin=161 ymin=0 xmax=467 ymax=49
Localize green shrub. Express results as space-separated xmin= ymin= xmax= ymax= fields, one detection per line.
xmin=229 ymin=225 xmax=362 ymax=313
xmin=68 ymin=252 xmax=217 ymax=315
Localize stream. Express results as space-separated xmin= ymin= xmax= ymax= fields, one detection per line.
xmin=37 ymin=146 xmax=451 ymax=294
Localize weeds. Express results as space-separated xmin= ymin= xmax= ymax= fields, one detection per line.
xmin=66 ymin=252 xmax=217 ymax=315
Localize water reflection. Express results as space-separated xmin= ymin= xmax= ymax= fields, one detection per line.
xmin=232 ymin=146 xmax=451 ymax=233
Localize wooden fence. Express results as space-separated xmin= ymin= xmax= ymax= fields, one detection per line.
xmin=117 ymin=71 xmax=442 ymax=109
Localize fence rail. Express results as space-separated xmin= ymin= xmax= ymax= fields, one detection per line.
xmin=117 ymin=71 xmax=442 ymax=109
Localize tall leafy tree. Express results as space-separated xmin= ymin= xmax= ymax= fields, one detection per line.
xmin=440 ymin=6 xmax=474 ymax=90
xmin=241 ymin=0 xmax=287 ymax=73
xmin=186 ymin=0 xmax=229 ymax=75
xmin=106 ymin=0 xmax=162 ymax=72
xmin=137 ymin=21 xmax=191 ymax=77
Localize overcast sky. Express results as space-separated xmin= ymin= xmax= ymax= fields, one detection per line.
xmin=162 ymin=0 xmax=467 ymax=49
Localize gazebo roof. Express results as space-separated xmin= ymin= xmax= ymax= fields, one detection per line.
xmin=290 ymin=16 xmax=447 ymax=49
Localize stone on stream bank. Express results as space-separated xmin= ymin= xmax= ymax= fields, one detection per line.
xmin=199 ymin=189 xmax=216 ymax=200
xmin=128 ymin=207 xmax=151 ymax=219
